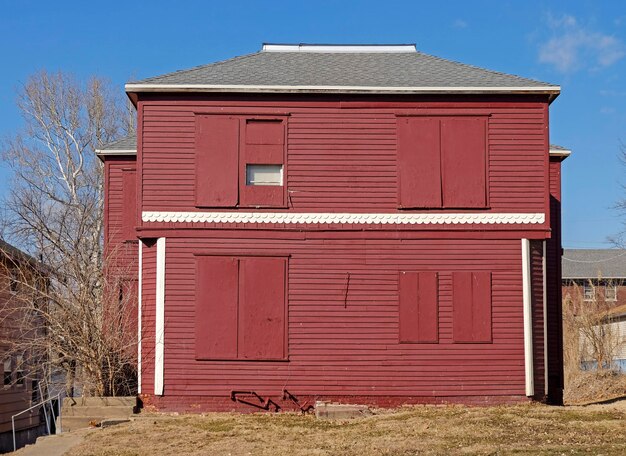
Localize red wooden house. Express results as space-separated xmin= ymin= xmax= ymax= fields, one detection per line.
xmin=97 ymin=44 xmax=569 ymax=410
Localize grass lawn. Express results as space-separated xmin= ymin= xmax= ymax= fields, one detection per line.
xmin=66 ymin=403 xmax=626 ymax=456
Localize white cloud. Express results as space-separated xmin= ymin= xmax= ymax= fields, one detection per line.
xmin=452 ymin=19 xmax=468 ymax=29
xmin=538 ymin=14 xmax=625 ymax=73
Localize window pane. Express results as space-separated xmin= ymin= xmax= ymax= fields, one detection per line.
xmin=246 ymin=165 xmax=283 ymax=186
xmin=3 ymin=359 xmax=11 ymax=386
xmin=606 ymin=285 xmax=617 ymax=301
xmin=583 ymin=284 xmax=594 ymax=301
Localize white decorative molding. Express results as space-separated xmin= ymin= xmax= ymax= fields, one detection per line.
xmin=154 ymin=237 xmax=166 ymax=396
xmin=521 ymin=238 xmax=534 ymax=397
xmin=142 ymin=211 xmax=545 ymax=226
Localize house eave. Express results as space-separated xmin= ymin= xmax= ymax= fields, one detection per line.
xmin=95 ymin=149 xmax=137 ymax=161
xmin=125 ymin=83 xmax=561 ymax=97
xmin=549 ymin=148 xmax=572 ymax=159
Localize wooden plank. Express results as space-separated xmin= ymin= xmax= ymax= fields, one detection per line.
xmin=238 ymin=257 xmax=286 ymax=360
xmin=195 ymin=116 xmax=239 ymax=207
xmin=441 ymin=117 xmax=487 ymax=208
xmin=195 ymin=256 xmax=239 ymax=359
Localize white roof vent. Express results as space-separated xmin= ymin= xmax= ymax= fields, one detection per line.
xmin=262 ymin=43 xmax=417 ymax=53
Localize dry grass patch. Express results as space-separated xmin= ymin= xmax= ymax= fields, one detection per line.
xmin=66 ymin=403 xmax=626 ymax=456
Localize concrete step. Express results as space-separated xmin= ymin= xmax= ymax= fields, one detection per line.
xmin=62 ymin=396 xmax=136 ymax=407
xmin=57 ymin=416 xmax=102 ymax=432
xmin=57 ymin=397 xmax=138 ymax=433
xmin=61 ymin=405 xmax=133 ymax=418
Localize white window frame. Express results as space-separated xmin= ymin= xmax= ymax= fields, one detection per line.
xmin=605 ymin=284 xmax=618 ymax=302
xmin=245 ymin=164 xmax=283 ymax=186
xmin=583 ymin=283 xmax=595 ymax=302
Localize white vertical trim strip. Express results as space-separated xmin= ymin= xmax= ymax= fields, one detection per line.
xmin=542 ymin=240 xmax=548 ymax=395
xmin=155 ymin=237 xmax=166 ymax=396
xmin=521 ymin=238 xmax=534 ymax=397
xmin=138 ymin=242 xmax=143 ymax=395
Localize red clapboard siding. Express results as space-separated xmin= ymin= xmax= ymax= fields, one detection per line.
xmin=452 ymin=271 xmax=492 ymax=343
xmin=530 ymin=240 xmax=545 ymax=399
xmin=139 ymin=98 xmax=547 ymax=214
xmin=195 ymin=116 xmax=239 ymax=207
xmin=104 ymin=157 xmax=139 ymax=280
xmin=195 ymin=256 xmax=239 ymax=360
xmin=140 ymin=240 xmax=157 ymax=393
xmin=399 ymin=271 xmax=438 ymax=343
xmin=140 ymin=235 xmax=529 ymax=398
xmin=546 ymin=158 xmax=564 ymax=403
xmin=122 ymin=169 xmax=137 ymax=241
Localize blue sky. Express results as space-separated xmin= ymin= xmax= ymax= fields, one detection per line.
xmin=1 ymin=0 xmax=624 ymax=248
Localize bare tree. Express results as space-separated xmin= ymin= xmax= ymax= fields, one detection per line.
xmin=0 ymin=70 xmax=136 ymax=397
xmin=563 ymin=279 xmax=623 ymax=378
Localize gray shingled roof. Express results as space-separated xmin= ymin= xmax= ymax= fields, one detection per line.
xmin=127 ymin=47 xmax=558 ymax=91
xmin=562 ymin=249 xmax=626 ymax=279
xmin=96 ymin=134 xmax=137 ymax=153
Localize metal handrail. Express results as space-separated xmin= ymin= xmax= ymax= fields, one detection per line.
xmin=11 ymin=392 xmax=63 ymax=452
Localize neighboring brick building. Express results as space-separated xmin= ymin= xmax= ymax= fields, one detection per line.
xmin=562 ymin=249 xmax=626 ymax=371
xmin=562 ymin=249 xmax=626 ymax=307
xmin=0 ymin=240 xmax=48 ymax=452
xmin=99 ymin=43 xmax=569 ymax=410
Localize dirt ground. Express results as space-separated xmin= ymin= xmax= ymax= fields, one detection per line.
xmin=564 ymin=370 xmax=626 ymax=405
xmin=66 ymin=401 xmax=626 ymax=456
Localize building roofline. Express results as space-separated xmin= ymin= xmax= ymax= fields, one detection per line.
xmin=549 ymin=147 xmax=572 ymax=158
xmin=95 ymin=148 xmax=137 ymax=157
xmin=125 ymin=83 xmax=561 ymax=97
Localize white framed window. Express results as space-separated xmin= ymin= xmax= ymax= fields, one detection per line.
xmin=246 ymin=164 xmax=283 ymax=186
xmin=583 ymin=284 xmax=595 ymax=301
xmin=605 ymin=285 xmax=617 ymax=302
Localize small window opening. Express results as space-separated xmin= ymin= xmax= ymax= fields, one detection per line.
xmin=16 ymin=355 xmax=24 ymax=386
xmin=605 ymin=285 xmax=617 ymax=302
xmin=32 ymin=380 xmax=39 ymax=404
xmin=246 ymin=164 xmax=283 ymax=186
xmin=583 ymin=284 xmax=595 ymax=301
xmin=3 ymin=358 xmax=11 ymax=386
xmin=10 ymin=270 xmax=19 ymax=293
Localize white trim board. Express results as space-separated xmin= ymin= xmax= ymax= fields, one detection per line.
xmin=142 ymin=211 xmax=546 ymax=225
xmin=521 ymin=239 xmax=534 ymax=397
xmin=138 ymin=242 xmax=143 ymax=395
xmin=125 ymin=83 xmax=560 ymax=95
xmin=95 ymin=149 xmax=137 ymax=156
xmin=154 ymin=237 xmax=166 ymax=396
xmin=262 ymin=44 xmax=418 ymax=53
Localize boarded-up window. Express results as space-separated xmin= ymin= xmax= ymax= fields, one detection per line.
xmin=240 ymin=119 xmax=286 ymax=207
xmin=195 ymin=116 xmax=286 ymax=207
xmin=452 ymin=271 xmax=492 ymax=343
xmin=397 ymin=116 xmax=487 ymax=208
xmin=441 ymin=117 xmax=487 ymax=208
xmin=399 ymin=271 xmax=438 ymax=343
xmin=195 ymin=256 xmax=287 ymax=360
xmin=397 ymin=117 xmax=442 ymax=208
xmin=195 ymin=116 xmax=240 ymax=207
xmin=122 ymin=168 xmax=136 ymax=240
